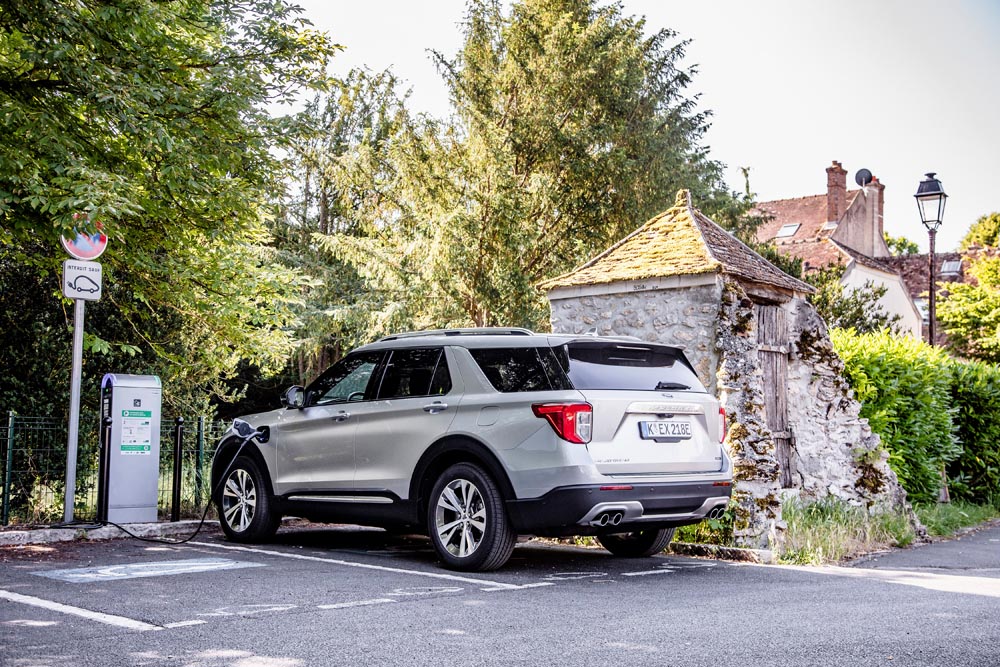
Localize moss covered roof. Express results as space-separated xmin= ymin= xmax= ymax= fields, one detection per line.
xmin=539 ymin=190 xmax=814 ymax=294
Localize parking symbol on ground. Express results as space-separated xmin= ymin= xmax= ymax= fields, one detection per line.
xmin=33 ymin=558 xmax=263 ymax=583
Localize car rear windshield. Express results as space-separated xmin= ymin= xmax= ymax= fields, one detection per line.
xmin=554 ymin=341 xmax=706 ymax=393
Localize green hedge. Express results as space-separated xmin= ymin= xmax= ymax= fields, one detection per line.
xmin=947 ymin=360 xmax=1000 ymax=503
xmin=830 ymin=329 xmax=960 ymax=504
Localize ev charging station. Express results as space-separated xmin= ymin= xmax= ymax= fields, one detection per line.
xmin=98 ymin=374 xmax=162 ymax=523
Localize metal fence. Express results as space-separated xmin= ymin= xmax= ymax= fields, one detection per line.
xmin=1 ymin=412 xmax=230 ymax=526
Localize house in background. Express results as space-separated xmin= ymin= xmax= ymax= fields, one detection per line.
xmin=754 ymin=161 xmax=922 ymax=338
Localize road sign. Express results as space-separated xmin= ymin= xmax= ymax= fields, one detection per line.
xmin=61 ymin=223 xmax=108 ymax=260
xmin=63 ymin=260 xmax=103 ymax=301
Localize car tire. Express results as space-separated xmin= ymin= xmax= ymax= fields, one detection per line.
xmin=427 ymin=463 xmax=516 ymax=572
xmin=217 ymin=455 xmax=280 ymax=543
xmin=597 ymin=527 xmax=675 ymax=558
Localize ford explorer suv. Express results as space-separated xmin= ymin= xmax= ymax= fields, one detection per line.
xmin=212 ymin=328 xmax=732 ymax=571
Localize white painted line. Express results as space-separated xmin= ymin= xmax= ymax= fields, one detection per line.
xmin=163 ymin=619 xmax=207 ymax=628
xmin=317 ymin=598 xmax=397 ymax=610
xmin=480 ymin=582 xmax=554 ymax=592
xmin=190 ymin=541 xmax=540 ymax=591
xmin=0 ymin=589 xmax=161 ymax=632
xmin=764 ymin=564 xmax=1000 ymax=599
xmin=622 ymin=569 xmax=676 ymax=577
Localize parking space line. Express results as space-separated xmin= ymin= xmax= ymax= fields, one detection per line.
xmin=0 ymin=589 xmax=161 ymax=632
xmin=163 ymin=620 xmax=208 ymax=629
xmin=317 ymin=598 xmax=397 ymax=610
xmin=190 ymin=541 xmax=546 ymax=591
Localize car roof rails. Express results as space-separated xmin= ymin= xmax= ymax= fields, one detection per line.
xmin=378 ymin=327 xmax=535 ymax=342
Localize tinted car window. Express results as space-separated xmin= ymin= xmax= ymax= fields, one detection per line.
xmin=556 ymin=341 xmax=706 ymax=392
xmin=378 ymin=348 xmax=448 ymax=399
xmin=308 ymin=351 xmax=384 ymax=406
xmin=470 ymin=347 xmax=572 ymax=392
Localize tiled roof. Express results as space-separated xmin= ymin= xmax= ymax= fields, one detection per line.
xmin=831 ymin=240 xmax=898 ymax=274
xmin=881 ymin=250 xmax=999 ymax=299
xmin=539 ymin=190 xmax=814 ymax=294
xmin=754 ymin=191 xmax=860 ymax=245
xmin=768 ymin=238 xmax=844 ymax=271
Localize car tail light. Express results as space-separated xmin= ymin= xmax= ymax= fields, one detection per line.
xmin=532 ymin=403 xmax=592 ymax=444
xmin=719 ymin=407 xmax=727 ymax=443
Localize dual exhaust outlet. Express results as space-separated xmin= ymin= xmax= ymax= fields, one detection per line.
xmin=707 ymin=505 xmax=727 ymax=520
xmin=592 ymin=511 xmax=624 ymax=527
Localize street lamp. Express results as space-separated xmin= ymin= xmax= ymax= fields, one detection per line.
xmin=915 ymin=172 xmax=947 ymax=344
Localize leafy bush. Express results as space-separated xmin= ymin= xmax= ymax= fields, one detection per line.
xmin=831 ymin=329 xmax=960 ymax=504
xmin=947 ymin=360 xmax=1000 ymax=502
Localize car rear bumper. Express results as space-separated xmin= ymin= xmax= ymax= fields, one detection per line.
xmin=506 ymin=480 xmax=732 ymax=536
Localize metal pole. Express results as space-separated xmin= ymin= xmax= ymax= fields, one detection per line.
xmin=928 ymin=228 xmax=937 ymax=345
xmin=63 ymin=298 xmax=86 ymax=523
xmin=3 ymin=412 xmax=14 ymax=526
xmin=171 ymin=417 xmax=184 ymax=522
xmin=196 ymin=416 xmax=205 ymax=506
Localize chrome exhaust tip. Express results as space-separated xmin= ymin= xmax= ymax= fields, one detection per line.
xmin=610 ymin=512 xmax=623 ymax=526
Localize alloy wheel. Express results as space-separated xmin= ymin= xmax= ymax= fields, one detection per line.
xmin=222 ymin=468 xmax=257 ymax=532
xmin=434 ymin=478 xmax=487 ymax=558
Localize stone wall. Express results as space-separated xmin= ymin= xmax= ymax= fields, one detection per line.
xmin=786 ymin=301 xmax=910 ymax=511
xmin=548 ymin=281 xmax=724 ymax=392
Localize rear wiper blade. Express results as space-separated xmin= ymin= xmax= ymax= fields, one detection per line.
xmin=655 ymin=381 xmax=689 ymax=390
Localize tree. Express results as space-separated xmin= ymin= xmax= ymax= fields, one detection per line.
xmin=805 ymin=265 xmax=902 ymax=334
xmin=0 ymin=0 xmax=337 ymax=413
xmin=314 ymin=0 xmax=754 ymax=332
xmin=960 ymin=212 xmax=1000 ymax=250
xmin=884 ymin=232 xmax=919 ymax=256
xmin=937 ymin=255 xmax=1000 ymax=363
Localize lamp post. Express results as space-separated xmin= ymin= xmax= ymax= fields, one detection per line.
xmin=915 ymin=173 xmax=947 ymax=345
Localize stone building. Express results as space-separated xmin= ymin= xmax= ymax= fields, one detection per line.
xmin=539 ymin=191 xmax=910 ymax=549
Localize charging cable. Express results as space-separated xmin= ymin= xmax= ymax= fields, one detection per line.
xmin=40 ymin=422 xmax=261 ymax=545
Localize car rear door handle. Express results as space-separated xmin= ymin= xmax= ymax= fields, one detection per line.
xmin=423 ymin=402 xmax=448 ymax=414
xmin=333 ymin=411 xmax=351 ymax=422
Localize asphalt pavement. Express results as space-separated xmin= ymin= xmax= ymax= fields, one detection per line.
xmin=1 ymin=521 xmax=998 ymax=667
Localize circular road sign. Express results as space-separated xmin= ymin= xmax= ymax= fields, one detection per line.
xmin=61 ymin=221 xmax=108 ymax=260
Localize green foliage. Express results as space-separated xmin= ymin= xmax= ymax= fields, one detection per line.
xmin=946 ymin=360 xmax=1000 ymax=503
xmin=884 ymin=233 xmax=919 ymax=256
xmin=674 ymin=508 xmax=734 ymax=546
xmin=960 ymin=212 xmax=1000 ymax=249
xmin=0 ymin=0 xmax=336 ymax=413
xmin=831 ymin=329 xmax=960 ymax=504
xmin=305 ymin=0 xmax=755 ymax=334
xmin=937 ymin=255 xmax=1000 ymax=363
xmin=806 ymin=265 xmax=902 ymax=334
xmin=778 ymin=496 xmax=915 ymax=565
xmin=914 ymin=501 xmax=999 ymax=537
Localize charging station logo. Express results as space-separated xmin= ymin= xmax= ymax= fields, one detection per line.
xmin=133 ymin=399 xmax=142 ymax=407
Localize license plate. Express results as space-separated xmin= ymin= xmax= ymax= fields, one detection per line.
xmin=639 ymin=420 xmax=692 ymax=440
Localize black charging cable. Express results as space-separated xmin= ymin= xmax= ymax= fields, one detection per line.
xmin=40 ymin=425 xmax=260 ymax=545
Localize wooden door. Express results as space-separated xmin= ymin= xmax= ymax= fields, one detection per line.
xmin=757 ymin=305 xmax=793 ymax=487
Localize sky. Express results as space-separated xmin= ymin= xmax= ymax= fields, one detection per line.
xmin=292 ymin=0 xmax=1000 ymax=252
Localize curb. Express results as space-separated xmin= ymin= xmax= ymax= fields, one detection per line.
xmin=668 ymin=541 xmax=775 ymax=563
xmin=0 ymin=520 xmax=215 ymax=547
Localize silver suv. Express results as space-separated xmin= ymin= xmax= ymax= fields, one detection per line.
xmin=213 ymin=329 xmax=732 ymax=571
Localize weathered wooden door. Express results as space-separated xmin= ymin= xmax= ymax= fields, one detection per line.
xmin=757 ymin=304 xmax=793 ymax=487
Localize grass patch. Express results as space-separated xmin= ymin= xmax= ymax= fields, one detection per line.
xmin=915 ymin=500 xmax=1000 ymax=537
xmin=778 ymin=496 xmax=916 ymax=565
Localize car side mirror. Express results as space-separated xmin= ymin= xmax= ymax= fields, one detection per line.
xmin=282 ymin=385 xmax=306 ymax=409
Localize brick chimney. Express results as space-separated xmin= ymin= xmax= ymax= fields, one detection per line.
xmin=826 ymin=160 xmax=847 ymax=223
xmin=870 ymin=175 xmax=887 ymax=256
